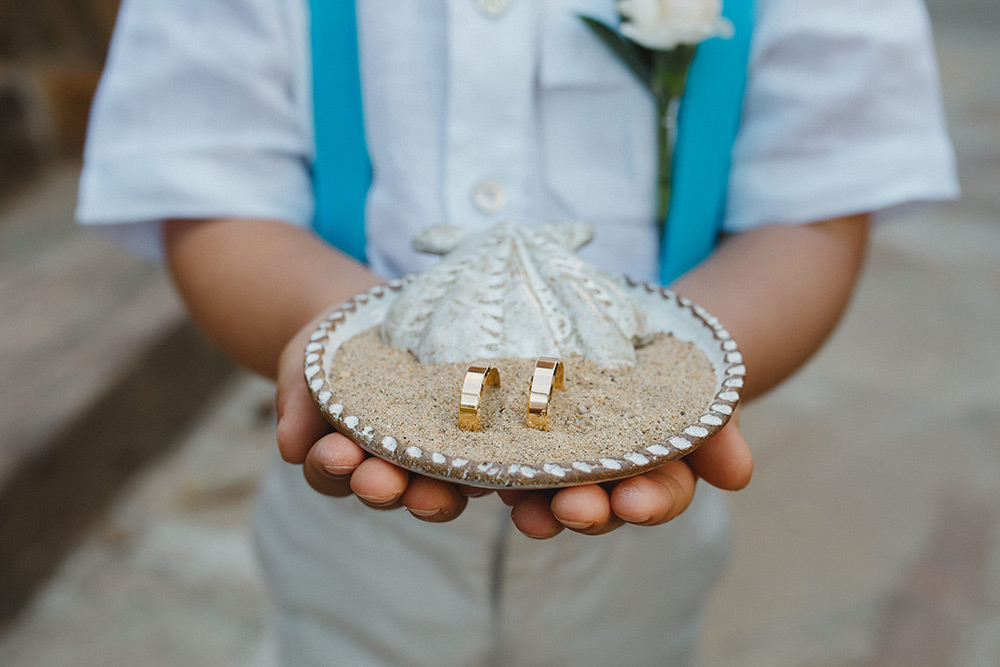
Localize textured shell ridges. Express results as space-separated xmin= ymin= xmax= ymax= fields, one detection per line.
xmin=381 ymin=221 xmax=650 ymax=368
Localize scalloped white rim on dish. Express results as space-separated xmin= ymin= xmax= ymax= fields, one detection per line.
xmin=305 ymin=276 xmax=745 ymax=489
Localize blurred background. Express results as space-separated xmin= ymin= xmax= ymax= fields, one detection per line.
xmin=0 ymin=0 xmax=997 ymax=665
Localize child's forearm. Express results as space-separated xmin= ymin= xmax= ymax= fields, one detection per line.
xmin=671 ymin=214 xmax=871 ymax=400
xmin=163 ymin=214 xmax=869 ymax=393
xmin=163 ymin=218 xmax=382 ymax=378
xmin=160 ymin=214 xmax=866 ymax=537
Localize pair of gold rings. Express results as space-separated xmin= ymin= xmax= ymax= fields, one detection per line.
xmin=458 ymin=356 xmax=565 ymax=432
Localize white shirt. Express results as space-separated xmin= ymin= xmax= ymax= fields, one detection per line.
xmin=74 ymin=6 xmax=961 ymax=661
xmin=77 ymin=0 xmax=958 ymax=282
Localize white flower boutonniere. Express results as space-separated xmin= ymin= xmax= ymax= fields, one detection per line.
xmin=581 ymin=1 xmax=733 ymax=225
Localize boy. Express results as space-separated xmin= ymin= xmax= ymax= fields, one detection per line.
xmin=78 ymin=0 xmax=957 ymax=663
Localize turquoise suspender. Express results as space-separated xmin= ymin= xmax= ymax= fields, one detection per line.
xmin=661 ymin=2 xmax=754 ymax=283
xmin=309 ymin=2 xmax=754 ymax=283
xmin=309 ymin=1 xmax=370 ymax=264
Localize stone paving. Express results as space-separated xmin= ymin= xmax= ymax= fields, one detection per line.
xmin=0 ymin=1 xmax=998 ymax=665
xmin=0 ymin=374 xmax=278 ymax=667
xmin=0 ymin=162 xmax=236 ymax=622
xmin=0 ymin=163 xmax=181 ymax=487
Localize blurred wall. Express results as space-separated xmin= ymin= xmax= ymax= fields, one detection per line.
xmin=0 ymin=0 xmax=119 ymax=199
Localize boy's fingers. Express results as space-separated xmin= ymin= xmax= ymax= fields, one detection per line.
xmin=610 ymin=461 xmax=697 ymax=525
xmin=510 ymin=493 xmax=564 ymax=540
xmin=275 ymin=331 xmax=329 ymax=464
xmin=303 ymin=465 xmax=354 ymax=497
xmin=683 ymin=418 xmax=753 ymax=491
xmin=350 ymin=457 xmax=410 ymax=509
xmin=551 ymin=485 xmax=623 ymax=535
xmin=301 ymin=433 xmax=369 ymax=498
xmin=402 ymin=477 xmax=469 ymax=522
xmin=275 ymin=383 xmax=330 ymax=464
xmin=497 ymin=490 xmax=528 ymax=507
xmin=457 ymin=484 xmax=492 ymax=498
xmin=306 ymin=432 xmax=367 ymax=477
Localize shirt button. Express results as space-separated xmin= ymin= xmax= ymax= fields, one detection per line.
xmin=472 ymin=179 xmax=507 ymax=215
xmin=475 ymin=0 xmax=509 ymax=19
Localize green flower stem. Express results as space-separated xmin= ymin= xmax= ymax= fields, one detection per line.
xmin=651 ymin=46 xmax=696 ymax=233
xmin=656 ymin=94 xmax=675 ymax=224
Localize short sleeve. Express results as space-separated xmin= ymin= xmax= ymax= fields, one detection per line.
xmin=75 ymin=0 xmax=314 ymax=259
xmin=724 ymin=0 xmax=959 ymax=232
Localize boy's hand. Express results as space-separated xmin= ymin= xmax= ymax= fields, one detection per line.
xmin=276 ymin=317 xmax=482 ymax=522
xmin=497 ymin=415 xmax=751 ymax=538
xmin=276 ymin=315 xmax=752 ymax=535
xmin=173 ymin=216 xmax=866 ymax=540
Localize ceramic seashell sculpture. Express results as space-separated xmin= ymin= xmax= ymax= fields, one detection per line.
xmin=381 ymin=221 xmax=653 ymax=368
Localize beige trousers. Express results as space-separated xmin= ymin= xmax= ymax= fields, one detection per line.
xmin=254 ymin=459 xmax=730 ymax=666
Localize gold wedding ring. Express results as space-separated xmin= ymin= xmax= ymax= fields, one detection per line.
xmin=458 ymin=362 xmax=501 ymax=431
xmin=526 ymin=357 xmax=565 ymax=431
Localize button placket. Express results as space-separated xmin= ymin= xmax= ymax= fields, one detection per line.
xmin=444 ymin=0 xmax=535 ymax=225
xmin=474 ymin=0 xmax=510 ymax=19
xmin=472 ymin=179 xmax=507 ymax=215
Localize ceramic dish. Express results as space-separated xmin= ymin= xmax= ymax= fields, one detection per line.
xmin=305 ymin=276 xmax=744 ymax=489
